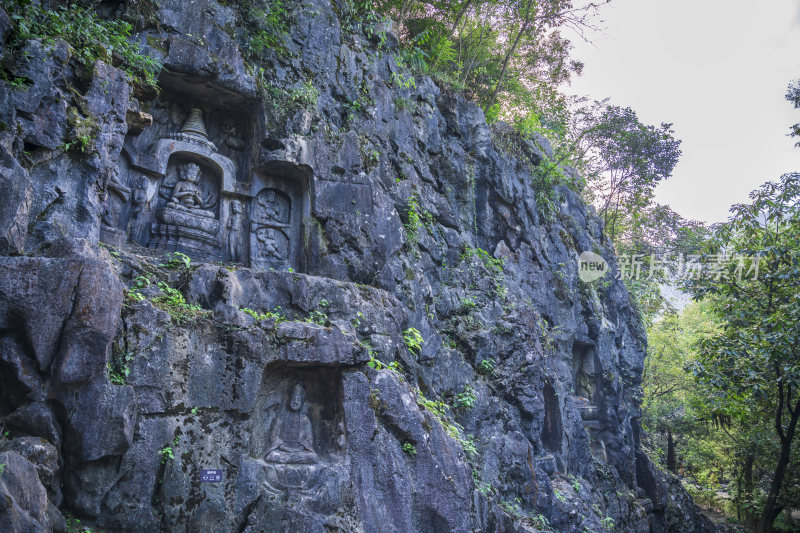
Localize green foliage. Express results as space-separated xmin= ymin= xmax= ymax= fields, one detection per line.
xmin=390 ymin=70 xmax=416 ymax=90
xmin=366 ymin=353 xmax=403 ymax=376
xmin=403 ymin=327 xmax=424 ymax=355
xmin=0 ymin=463 xmax=5 ymax=477
xmin=153 ymin=282 xmax=208 ymax=323
xmin=159 ymin=251 xmax=192 ymax=270
xmin=366 ymin=148 xmax=380 ymax=167
xmin=62 ymin=134 xmax=92 ymax=154
xmin=404 ymin=193 xmax=422 ymax=246
xmin=402 ymin=442 xmax=417 ymax=456
xmin=497 ymin=497 xmax=525 ymax=520
xmin=415 ymin=389 xmax=477 ymax=458
xmin=682 ymin=173 xmax=800 ymax=531
xmin=241 ymin=0 xmax=290 ymax=55
xmin=577 ymin=102 xmax=682 ymax=241
xmin=608 ymin=204 xmax=710 ymax=327
xmin=643 ymin=301 xmax=719 ymax=459
xmin=787 ymin=80 xmax=800 ymax=146
xmin=125 ymin=275 xmax=149 ymax=302
xmin=531 ymin=159 xmax=568 ymax=220
xmin=478 ymin=358 xmax=495 ymax=375
xmin=107 ymin=350 xmax=134 ymax=385
xmin=305 ymin=310 xmax=328 ymax=326
xmin=368 ymin=0 xmax=601 ymax=133
xmin=5 ymin=1 xmax=161 ymax=89
xmin=65 ymin=513 xmax=95 ymax=533
xmin=644 ymin=174 xmax=800 ymax=530
xmin=159 ymin=435 xmax=179 ymax=464
xmin=240 ymin=306 xmax=287 ymax=324
xmin=288 ymin=80 xmax=320 ymax=110
xmin=338 ymin=0 xmax=383 ymax=35
xmin=554 ymin=488 xmax=566 ymax=503
xmin=461 ymin=246 xmax=503 ymax=276
xmin=460 ymin=296 xmax=476 ymax=311
xmin=460 ymin=246 xmax=506 ymax=296
xmin=253 ymin=73 xmax=319 ymax=114
xmin=473 ymin=469 xmax=495 ymax=496
xmin=600 ymin=516 xmax=615 ymax=530
xmin=453 ymin=384 xmax=476 ymax=410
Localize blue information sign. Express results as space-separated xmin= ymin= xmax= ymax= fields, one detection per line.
xmin=200 ymin=469 xmax=223 ymax=482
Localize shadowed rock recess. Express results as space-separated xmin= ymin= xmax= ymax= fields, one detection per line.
xmin=0 ymin=1 xmax=715 ymax=531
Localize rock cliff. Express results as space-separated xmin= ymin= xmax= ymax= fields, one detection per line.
xmin=0 ymin=1 xmax=715 ymax=531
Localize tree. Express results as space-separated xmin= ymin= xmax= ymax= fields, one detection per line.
xmin=642 ymin=301 xmax=719 ymax=474
xmin=368 ymin=0 xmax=606 ymax=123
xmin=577 ymin=102 xmax=682 ymax=241
xmin=686 ymin=173 xmax=800 ymax=533
xmin=787 ymin=80 xmax=800 ymax=146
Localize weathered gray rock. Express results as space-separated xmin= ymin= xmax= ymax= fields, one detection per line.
xmin=0 ymin=437 xmax=59 ymax=491
xmin=0 ymin=0 xmax=715 ymax=531
xmin=0 ymin=451 xmax=65 ymax=533
xmin=3 ymin=402 xmax=62 ymax=449
xmin=0 ymin=144 xmax=31 ymax=254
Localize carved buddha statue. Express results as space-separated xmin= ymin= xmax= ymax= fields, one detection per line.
xmin=167 ymin=162 xmax=204 ymax=210
xmin=265 ymin=383 xmax=318 ymax=465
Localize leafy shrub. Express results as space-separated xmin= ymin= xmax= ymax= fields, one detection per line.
xmin=5 ymin=1 xmax=161 ymax=88
xmin=159 ymin=251 xmax=192 ymax=270
xmin=159 ymin=435 xmax=179 ymax=464
xmin=478 ymin=358 xmax=496 ymax=375
xmin=241 ymin=306 xmax=287 ymax=323
xmin=453 ymin=385 xmax=476 ymax=410
xmin=403 ymin=327 xmax=423 ymax=355
xmin=153 ymin=282 xmax=208 ymax=323
xmin=242 ymin=0 xmax=290 ymax=55
xmin=402 ymin=442 xmax=417 ymax=456
xmin=366 ymin=354 xmax=402 ymax=376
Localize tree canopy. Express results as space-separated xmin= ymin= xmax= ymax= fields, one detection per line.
xmin=684 ymin=173 xmax=800 ymax=532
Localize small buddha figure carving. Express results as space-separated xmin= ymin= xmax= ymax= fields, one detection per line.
xmin=221 ymin=118 xmax=245 ymax=150
xmin=265 ymin=383 xmax=318 ymax=465
xmin=255 ymin=227 xmax=284 ymax=260
xmin=255 ymin=189 xmax=282 ymax=222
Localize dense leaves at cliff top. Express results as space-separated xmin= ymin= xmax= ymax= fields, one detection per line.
xmin=3 ymin=0 xmax=161 ymax=88
xmin=348 ymin=0 xmax=606 ymax=128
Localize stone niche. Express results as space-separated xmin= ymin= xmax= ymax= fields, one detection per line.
xmin=248 ymin=164 xmax=311 ymax=272
xmin=572 ymin=341 xmax=597 ymax=399
xmin=572 ymin=341 xmax=601 ymax=426
xmin=541 ymin=382 xmax=563 ymax=452
xmin=106 ymin=80 xmax=311 ymax=270
xmin=244 ymin=367 xmax=345 ymax=499
xmin=112 ymin=95 xmax=247 ymax=262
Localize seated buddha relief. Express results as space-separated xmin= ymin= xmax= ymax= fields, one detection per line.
xmin=265 ymin=382 xmax=318 ymax=465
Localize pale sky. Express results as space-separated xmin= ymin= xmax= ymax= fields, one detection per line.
xmin=567 ymin=0 xmax=800 ymax=224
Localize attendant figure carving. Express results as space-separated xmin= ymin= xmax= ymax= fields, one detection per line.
xmin=131 ymin=176 xmax=149 ymax=221
xmin=227 ymin=199 xmax=244 ymax=262
xmin=101 ymin=169 xmax=131 ymax=229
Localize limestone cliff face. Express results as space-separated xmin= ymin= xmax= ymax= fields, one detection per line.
xmin=0 ymin=1 xmax=714 ymax=532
